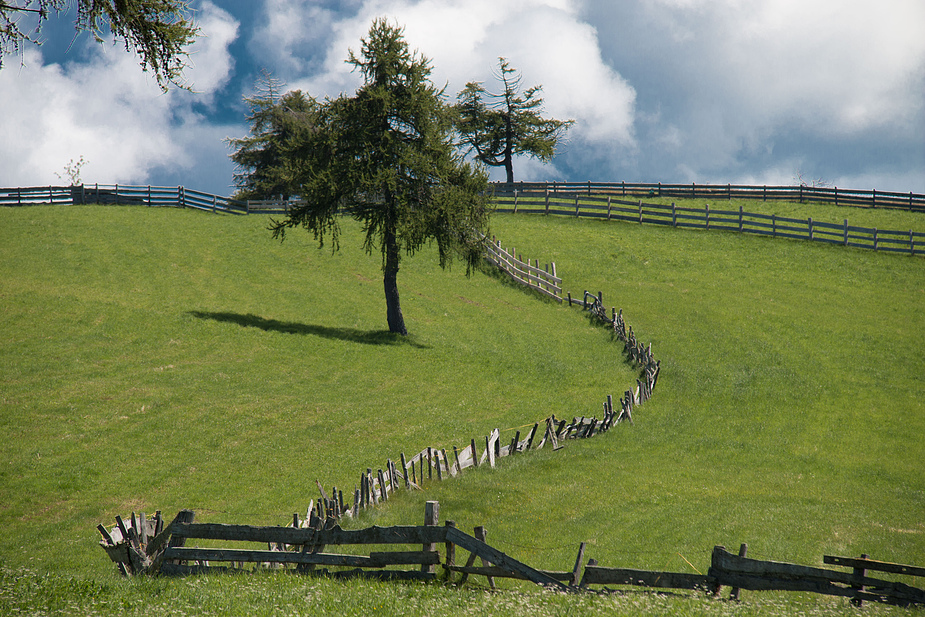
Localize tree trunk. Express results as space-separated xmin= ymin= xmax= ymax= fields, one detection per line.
xmin=503 ymin=112 xmax=514 ymax=184
xmin=383 ymin=228 xmax=407 ymax=335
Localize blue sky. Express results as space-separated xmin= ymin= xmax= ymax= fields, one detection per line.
xmin=1 ymin=0 xmax=923 ymax=196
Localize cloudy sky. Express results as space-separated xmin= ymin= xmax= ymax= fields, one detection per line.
xmin=1 ymin=0 xmax=923 ymax=196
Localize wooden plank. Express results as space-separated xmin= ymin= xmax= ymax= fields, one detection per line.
xmin=824 ymin=555 xmax=925 ymax=578
xmin=449 ymin=565 xmax=572 ymax=582
xmin=710 ymin=547 xmax=925 ymax=605
xmin=422 ymin=501 xmax=439 ymax=574
xmin=446 ymin=527 xmax=572 ymax=591
xmin=370 ymin=550 xmax=441 ymax=566
xmin=163 ymin=547 xmax=379 ymax=567
xmin=581 ymin=566 xmax=710 ymax=590
xmin=170 ymin=522 xmax=447 ymax=546
xmin=327 ymin=568 xmax=436 ymax=582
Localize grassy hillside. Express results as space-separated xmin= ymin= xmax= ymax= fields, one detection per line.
xmin=1 ymin=202 xmax=923 ymax=615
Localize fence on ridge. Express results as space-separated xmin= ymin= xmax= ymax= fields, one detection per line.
xmin=493 ymin=187 xmax=925 ymax=257
xmin=0 ymin=184 xmax=291 ymax=214
xmin=490 ymin=181 xmax=925 ymax=212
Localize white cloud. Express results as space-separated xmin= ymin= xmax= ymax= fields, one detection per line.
xmin=263 ymin=0 xmax=635 ymax=181
xmin=0 ymin=1 xmax=239 ymax=188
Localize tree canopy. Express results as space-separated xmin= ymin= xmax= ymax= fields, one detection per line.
xmin=264 ymin=19 xmax=492 ymax=336
xmin=227 ymin=71 xmax=322 ymax=202
xmin=0 ymin=0 xmax=198 ymax=90
xmin=456 ymin=58 xmax=573 ymax=183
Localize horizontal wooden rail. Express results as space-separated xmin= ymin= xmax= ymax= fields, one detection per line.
xmin=490 ymin=181 xmax=925 ymax=212
xmin=494 ymin=191 xmax=925 ymax=257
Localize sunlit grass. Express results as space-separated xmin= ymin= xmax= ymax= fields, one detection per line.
xmin=1 ymin=202 xmax=922 ymax=615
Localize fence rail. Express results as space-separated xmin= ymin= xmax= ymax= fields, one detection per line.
xmin=0 ymin=184 xmax=250 ymax=214
xmin=483 ymin=235 xmax=562 ymax=301
xmin=494 ymin=189 xmax=925 ymax=256
xmin=97 ymin=503 xmax=925 ymax=607
xmin=492 ymin=181 xmax=925 ymax=212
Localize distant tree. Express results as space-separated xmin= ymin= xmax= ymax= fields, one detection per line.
xmin=793 ymin=169 xmax=831 ymax=189
xmin=456 ymin=58 xmax=573 ymax=183
xmin=227 ymin=71 xmax=322 ymax=202
xmin=0 ymin=0 xmax=198 ymax=90
xmin=268 ymin=19 xmax=492 ymax=336
xmin=54 ymin=155 xmax=87 ymax=185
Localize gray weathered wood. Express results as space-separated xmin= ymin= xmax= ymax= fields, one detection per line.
xmin=449 ymin=565 xmax=572 ymax=582
xmin=571 ymin=543 xmax=586 ymax=586
xmin=170 ymin=522 xmax=447 ymax=546
xmin=446 ymin=527 xmax=572 ymax=592
xmin=824 ymin=555 xmax=925 ymax=578
xmin=710 ymin=546 xmax=925 ymax=605
xmin=581 ymin=566 xmax=710 ymax=590
xmin=422 ymin=501 xmax=439 ymax=574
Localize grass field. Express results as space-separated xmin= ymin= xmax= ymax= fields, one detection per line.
xmin=1 ymin=201 xmax=923 ymax=615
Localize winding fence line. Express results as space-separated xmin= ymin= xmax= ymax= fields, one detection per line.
xmin=494 ymin=186 xmax=925 ymax=257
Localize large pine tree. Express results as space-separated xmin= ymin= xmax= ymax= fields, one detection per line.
xmin=268 ymin=19 xmax=492 ymax=336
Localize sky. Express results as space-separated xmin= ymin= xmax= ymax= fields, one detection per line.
xmin=1 ymin=0 xmax=923 ymax=196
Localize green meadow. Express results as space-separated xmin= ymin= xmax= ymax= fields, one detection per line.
xmin=1 ymin=201 xmax=922 ymax=615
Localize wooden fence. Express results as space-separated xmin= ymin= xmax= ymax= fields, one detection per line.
xmin=302 ymin=288 xmax=658 ymax=523
xmin=0 ymin=184 xmax=257 ymax=213
xmin=492 ymin=181 xmax=925 ymax=212
xmin=483 ymin=235 xmax=562 ymax=301
xmin=494 ymin=188 xmax=925 ymax=256
xmin=97 ymin=502 xmax=925 ymax=607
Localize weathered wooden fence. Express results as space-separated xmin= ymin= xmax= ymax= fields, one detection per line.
xmin=0 ymin=184 xmax=253 ymax=213
xmin=98 ymin=502 xmax=925 ymax=607
xmin=492 ymin=181 xmax=925 ymax=212
xmin=483 ymin=235 xmax=562 ymax=301
xmin=494 ymin=188 xmax=925 ymax=256
xmin=307 ymin=289 xmax=658 ymax=523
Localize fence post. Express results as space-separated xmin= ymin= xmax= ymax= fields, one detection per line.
xmin=444 ymin=520 xmax=456 ymax=582
xmin=575 ymin=195 xmax=580 ymax=217
xmin=799 ymin=184 xmax=803 ymax=203
xmin=808 ymin=217 xmax=813 ymax=241
xmin=873 ymin=228 xmax=878 ymax=250
xmin=705 ymin=204 xmax=710 ymax=230
xmin=147 ymin=185 xmax=151 ymax=206
xmin=607 ymin=195 xmax=612 ymax=220
xmin=851 ymin=553 xmax=869 ymax=607
xmin=872 ymin=189 xmax=876 ymax=208
xmin=422 ymin=501 xmax=439 ymax=574
xmin=738 ymin=206 xmax=743 ymax=232
xmin=621 ymin=180 xmax=625 ymax=196
xmin=475 ymin=526 xmax=495 ymax=589
xmin=587 ymin=180 xmax=591 ymax=196
xmin=638 ymin=200 xmax=642 ymax=224
xmin=115 ymin=184 xmax=120 ymax=205
xmin=834 ymin=186 xmax=839 ymax=207
xmin=763 ymin=185 xmax=767 ymax=201
xmin=691 ymin=182 xmax=695 ymax=199
xmin=212 ymin=195 xmax=216 ymax=214
xmin=910 ymin=230 xmax=915 ymax=256
xmin=844 ymin=219 xmax=849 ymax=245
xmin=772 ymin=213 xmax=776 ymax=237
xmin=545 ymin=189 xmax=550 ymax=214
xmin=730 ymin=543 xmax=748 ymax=601
xmin=672 ymin=202 xmax=676 ymax=227
xmin=727 ymin=183 xmax=732 ymax=200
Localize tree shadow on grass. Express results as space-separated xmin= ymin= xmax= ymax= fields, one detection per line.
xmin=187 ymin=311 xmax=429 ymax=348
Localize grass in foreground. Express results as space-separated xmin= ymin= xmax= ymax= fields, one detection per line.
xmin=1 ymin=201 xmax=923 ymax=615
